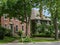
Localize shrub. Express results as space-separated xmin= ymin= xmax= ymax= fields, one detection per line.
xmin=0 ymin=26 xmax=6 ymax=40
xmin=19 ymin=36 xmax=32 ymax=42
xmin=32 ymin=34 xmax=46 ymax=37
xmin=0 ymin=37 xmax=16 ymax=43
xmin=5 ymin=29 xmax=12 ymax=37
xmin=0 ymin=26 xmax=12 ymax=40
xmin=23 ymin=36 xmax=32 ymax=42
xmin=18 ymin=30 xmax=23 ymax=38
xmin=32 ymin=33 xmax=54 ymax=37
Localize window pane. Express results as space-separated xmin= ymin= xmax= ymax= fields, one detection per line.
xmin=16 ymin=25 xmax=18 ymax=32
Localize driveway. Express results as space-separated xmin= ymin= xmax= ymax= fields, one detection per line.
xmin=0 ymin=42 xmax=60 ymax=45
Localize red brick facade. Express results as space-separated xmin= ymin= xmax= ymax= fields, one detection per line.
xmin=1 ymin=16 xmax=30 ymax=36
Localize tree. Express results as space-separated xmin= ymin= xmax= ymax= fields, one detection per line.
xmin=32 ymin=0 xmax=60 ymax=40
xmin=20 ymin=0 xmax=32 ymax=36
xmin=11 ymin=0 xmax=32 ymax=36
xmin=1 ymin=0 xmax=32 ymax=36
xmin=46 ymin=0 xmax=60 ymax=40
xmin=32 ymin=0 xmax=46 ymax=18
xmin=0 ymin=0 xmax=3 ymax=25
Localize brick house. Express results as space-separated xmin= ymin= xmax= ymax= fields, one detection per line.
xmin=1 ymin=14 xmax=30 ymax=36
xmin=1 ymin=8 xmax=51 ymax=36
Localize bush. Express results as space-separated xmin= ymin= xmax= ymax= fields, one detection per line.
xmin=5 ymin=29 xmax=12 ymax=37
xmin=19 ymin=36 xmax=32 ymax=42
xmin=32 ymin=33 xmax=54 ymax=37
xmin=0 ymin=26 xmax=12 ymax=40
xmin=18 ymin=30 xmax=23 ymax=38
xmin=0 ymin=26 xmax=6 ymax=40
xmin=23 ymin=36 xmax=32 ymax=42
xmin=32 ymin=34 xmax=46 ymax=37
xmin=0 ymin=37 xmax=16 ymax=43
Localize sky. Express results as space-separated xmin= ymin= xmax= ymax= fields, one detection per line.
xmin=43 ymin=9 xmax=51 ymax=17
xmin=33 ymin=8 xmax=51 ymax=17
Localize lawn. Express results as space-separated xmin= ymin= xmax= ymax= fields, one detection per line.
xmin=0 ymin=37 xmax=60 ymax=43
xmin=19 ymin=37 xmax=60 ymax=42
xmin=31 ymin=37 xmax=60 ymax=42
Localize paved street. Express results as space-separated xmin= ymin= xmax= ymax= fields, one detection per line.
xmin=0 ymin=42 xmax=60 ymax=45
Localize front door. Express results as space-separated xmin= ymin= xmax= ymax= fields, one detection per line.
xmin=10 ymin=24 xmax=14 ymax=36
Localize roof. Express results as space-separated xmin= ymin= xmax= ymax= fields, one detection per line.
xmin=31 ymin=8 xmax=51 ymax=21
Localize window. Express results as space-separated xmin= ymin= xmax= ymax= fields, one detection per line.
xmin=10 ymin=24 xmax=13 ymax=30
xmin=22 ymin=24 xmax=24 ymax=31
xmin=38 ymin=20 xmax=40 ymax=23
xmin=22 ymin=26 xmax=24 ymax=31
xmin=16 ymin=25 xmax=18 ymax=32
xmin=40 ymin=21 xmax=42 ymax=24
xmin=4 ymin=24 xmax=7 ymax=28
xmin=35 ymin=20 xmax=38 ymax=23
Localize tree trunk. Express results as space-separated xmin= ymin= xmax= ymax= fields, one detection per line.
xmin=26 ymin=16 xmax=31 ymax=36
xmin=39 ymin=2 xmax=43 ymax=19
xmin=50 ymin=1 xmax=59 ymax=40
xmin=26 ymin=16 xmax=28 ymax=36
xmin=54 ymin=9 xmax=59 ymax=40
xmin=53 ymin=17 xmax=58 ymax=40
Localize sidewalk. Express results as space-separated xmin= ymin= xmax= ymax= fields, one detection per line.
xmin=0 ymin=42 xmax=60 ymax=45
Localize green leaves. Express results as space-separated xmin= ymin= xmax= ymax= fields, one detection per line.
xmin=0 ymin=0 xmax=32 ymax=22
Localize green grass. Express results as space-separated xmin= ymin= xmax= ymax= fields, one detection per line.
xmin=31 ymin=37 xmax=60 ymax=42
xmin=0 ymin=37 xmax=16 ymax=43
xmin=19 ymin=37 xmax=60 ymax=42
xmin=1 ymin=37 xmax=60 ymax=43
